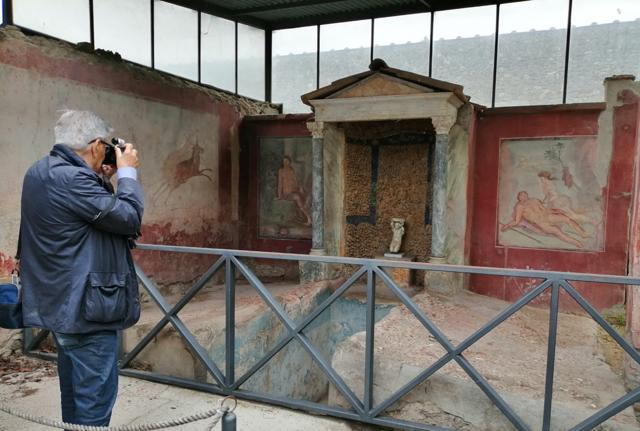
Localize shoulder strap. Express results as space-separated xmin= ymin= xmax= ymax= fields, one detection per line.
xmin=15 ymin=220 xmax=22 ymax=261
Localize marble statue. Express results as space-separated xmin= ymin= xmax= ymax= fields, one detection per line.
xmin=389 ymin=217 xmax=405 ymax=254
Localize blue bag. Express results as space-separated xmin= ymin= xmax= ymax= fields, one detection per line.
xmin=0 ymin=283 xmax=18 ymax=303
xmin=1 ymin=223 xmax=25 ymax=330
xmin=0 ymin=282 xmax=23 ymax=329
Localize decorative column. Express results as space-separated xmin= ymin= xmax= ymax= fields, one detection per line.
xmin=430 ymin=132 xmax=449 ymax=262
xmin=307 ymin=121 xmax=325 ymax=255
xmin=424 ymin=118 xmax=462 ymax=295
xmin=300 ymin=121 xmax=328 ymax=284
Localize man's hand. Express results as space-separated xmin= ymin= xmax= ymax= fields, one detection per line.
xmin=116 ymin=143 xmax=139 ymax=169
xmin=101 ymin=164 xmax=117 ymax=178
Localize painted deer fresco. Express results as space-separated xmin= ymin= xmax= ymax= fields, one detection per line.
xmin=151 ymin=140 xmax=214 ymax=205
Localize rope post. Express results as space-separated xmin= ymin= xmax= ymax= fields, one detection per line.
xmin=221 ymin=412 xmax=236 ymax=431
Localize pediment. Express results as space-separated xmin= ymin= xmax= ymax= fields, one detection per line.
xmin=301 ymin=60 xmax=467 ymax=107
xmin=328 ymin=73 xmax=433 ymax=99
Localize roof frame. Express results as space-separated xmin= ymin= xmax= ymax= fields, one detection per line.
xmin=163 ymin=0 xmax=527 ymax=30
xmin=233 ymin=0 xmax=355 ymax=17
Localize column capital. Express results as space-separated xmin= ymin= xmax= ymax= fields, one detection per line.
xmin=306 ymin=121 xmax=325 ymax=139
xmin=431 ymin=116 xmax=456 ymax=135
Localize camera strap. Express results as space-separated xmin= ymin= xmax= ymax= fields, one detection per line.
xmin=15 ymin=221 xmax=21 ymax=261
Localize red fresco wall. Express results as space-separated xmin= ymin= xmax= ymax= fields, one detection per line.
xmin=0 ymin=28 xmax=275 ymax=285
xmin=239 ymin=115 xmax=313 ymax=254
xmin=238 ymin=115 xmax=313 ymax=281
xmin=470 ymin=102 xmax=638 ymax=311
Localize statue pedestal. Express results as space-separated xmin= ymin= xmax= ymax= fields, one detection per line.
xmin=374 ymin=254 xmax=416 ymax=298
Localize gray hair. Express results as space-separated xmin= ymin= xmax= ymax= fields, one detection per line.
xmin=54 ymin=110 xmax=113 ymax=151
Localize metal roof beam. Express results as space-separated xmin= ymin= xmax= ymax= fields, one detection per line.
xmin=233 ymin=0 xmax=362 ymax=16
xmin=269 ymin=4 xmax=430 ymax=29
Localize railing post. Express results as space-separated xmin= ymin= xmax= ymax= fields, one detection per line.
xmin=364 ymin=265 xmax=376 ymax=414
xmin=1 ymin=0 xmax=13 ymax=26
xmin=22 ymin=327 xmax=33 ymax=354
xmin=225 ymin=255 xmax=236 ymax=389
xmin=542 ymin=280 xmax=560 ymax=431
xmin=221 ymin=411 xmax=236 ymax=431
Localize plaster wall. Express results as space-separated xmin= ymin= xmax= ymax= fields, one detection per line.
xmin=621 ymin=80 xmax=640 ymax=348
xmin=323 ymin=123 xmax=346 ymax=258
xmin=470 ymin=79 xmax=639 ymax=311
xmin=445 ymin=102 xmax=475 ymax=266
xmin=0 ymin=27 xmax=277 ymax=284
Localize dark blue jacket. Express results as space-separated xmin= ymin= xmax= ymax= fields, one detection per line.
xmin=20 ymin=144 xmax=144 ymax=333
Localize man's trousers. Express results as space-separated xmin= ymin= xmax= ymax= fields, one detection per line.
xmin=54 ymin=330 xmax=119 ymax=426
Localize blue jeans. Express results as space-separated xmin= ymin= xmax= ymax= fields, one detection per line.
xmin=54 ymin=331 xmax=119 ymax=427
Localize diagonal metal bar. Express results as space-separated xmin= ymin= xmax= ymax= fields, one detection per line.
xmin=455 ymin=355 xmax=530 ymax=431
xmin=373 ymin=266 xmax=530 ymax=430
xmin=130 ymin=264 xmax=226 ymax=386
xmin=232 ymin=337 xmax=296 ymax=390
xmin=454 ymin=279 xmax=554 ymax=353
xmin=569 ymin=386 xmax=640 ymax=431
xmin=560 ymin=280 xmax=640 ymax=365
xmin=364 ymin=266 xmax=376 ymax=414
xmin=232 ymin=266 xmax=368 ymax=390
xmin=372 ymin=266 xmax=455 ymax=352
xmin=134 ymin=263 xmax=173 ymax=313
xmin=370 ymin=351 xmax=454 ymax=417
xmin=168 ymin=314 xmax=226 ymax=387
xmin=542 ymin=282 xmax=560 ymax=431
xmin=232 ymin=256 xmax=366 ymax=415
xmin=171 ymin=256 xmax=226 ymax=313
xmin=120 ymin=264 xmax=175 ymax=367
xmin=25 ymin=328 xmax=50 ymax=353
xmin=370 ymin=277 xmax=552 ymax=418
xmin=121 ymin=259 xmax=224 ymax=368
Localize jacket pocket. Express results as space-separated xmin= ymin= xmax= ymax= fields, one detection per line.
xmin=82 ymin=272 xmax=127 ymax=323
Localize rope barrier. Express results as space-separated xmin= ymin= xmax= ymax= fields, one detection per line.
xmin=0 ymin=396 xmax=237 ymax=431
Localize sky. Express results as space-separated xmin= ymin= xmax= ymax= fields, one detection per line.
xmin=4 ymin=0 xmax=640 ymax=61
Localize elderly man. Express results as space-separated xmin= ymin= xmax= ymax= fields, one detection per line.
xmin=19 ymin=110 xmax=144 ymax=426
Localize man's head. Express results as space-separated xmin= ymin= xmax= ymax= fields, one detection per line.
xmin=54 ymin=110 xmax=114 ymax=173
xmin=517 ymin=191 xmax=529 ymax=202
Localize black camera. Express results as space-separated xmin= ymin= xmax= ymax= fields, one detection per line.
xmin=102 ymin=138 xmax=126 ymax=166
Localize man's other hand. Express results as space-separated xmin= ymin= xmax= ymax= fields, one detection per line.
xmin=116 ymin=143 xmax=139 ymax=169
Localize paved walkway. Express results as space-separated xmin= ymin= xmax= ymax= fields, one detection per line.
xmin=0 ymin=364 xmax=371 ymax=431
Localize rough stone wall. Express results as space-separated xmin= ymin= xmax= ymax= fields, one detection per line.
xmin=0 ymin=26 xmax=278 ymax=285
xmin=343 ymin=129 xmax=432 ymax=263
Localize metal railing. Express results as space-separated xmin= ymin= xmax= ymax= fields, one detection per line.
xmin=24 ymin=243 xmax=640 ymax=431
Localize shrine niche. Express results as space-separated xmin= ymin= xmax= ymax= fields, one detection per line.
xmin=301 ymin=59 xmax=474 ymax=293
xmin=341 ymin=120 xmax=435 ymax=265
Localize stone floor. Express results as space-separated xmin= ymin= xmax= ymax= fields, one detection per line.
xmin=1 ymin=282 xmax=638 ymax=430
xmin=330 ymin=289 xmax=640 ymax=430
